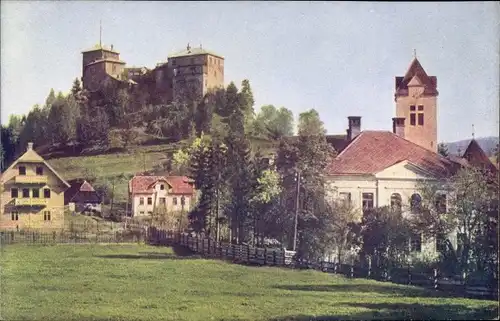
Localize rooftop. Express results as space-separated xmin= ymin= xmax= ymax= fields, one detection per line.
xmin=82 ymin=44 xmax=120 ymax=54
xmin=168 ymin=44 xmax=224 ymax=59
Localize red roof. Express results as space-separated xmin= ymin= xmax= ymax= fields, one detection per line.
xmin=327 ymin=131 xmax=460 ymax=177
xmin=461 ymin=139 xmax=498 ymax=173
xmin=129 ymin=175 xmax=194 ymax=195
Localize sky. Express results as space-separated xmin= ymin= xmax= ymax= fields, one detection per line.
xmin=1 ymin=1 xmax=499 ymax=143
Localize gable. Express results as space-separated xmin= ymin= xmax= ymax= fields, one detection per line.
xmin=407 ymin=75 xmax=423 ymax=87
xmin=375 ymin=160 xmax=437 ymax=180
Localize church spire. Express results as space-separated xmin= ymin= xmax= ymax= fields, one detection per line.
xmin=413 ymin=49 xmax=417 ymax=59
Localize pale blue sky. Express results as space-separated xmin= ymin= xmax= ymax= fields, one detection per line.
xmin=1 ymin=1 xmax=499 ymax=142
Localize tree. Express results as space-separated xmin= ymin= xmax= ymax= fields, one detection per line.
xmin=438 ymin=143 xmax=449 ymax=157
xmin=275 ymin=109 xmax=336 ymax=259
xmin=360 ymin=206 xmax=412 ymax=268
xmin=252 ymin=105 xmax=294 ymax=140
xmin=413 ymin=166 xmax=498 ymax=278
xmin=239 ymin=79 xmax=255 ymax=135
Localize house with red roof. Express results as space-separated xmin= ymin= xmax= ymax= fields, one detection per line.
xmin=128 ymin=175 xmax=195 ymax=217
xmin=325 ymin=55 xmax=497 ymax=257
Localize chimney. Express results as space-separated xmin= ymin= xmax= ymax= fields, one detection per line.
xmin=392 ymin=117 xmax=405 ymax=138
xmin=27 ymin=142 xmax=33 ymax=151
xmin=347 ymin=116 xmax=361 ymax=140
xmin=111 ymin=44 xmax=114 ymax=51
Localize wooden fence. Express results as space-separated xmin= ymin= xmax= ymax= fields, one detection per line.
xmin=146 ymin=227 xmax=498 ymax=301
xmin=1 ymin=225 xmax=497 ymax=300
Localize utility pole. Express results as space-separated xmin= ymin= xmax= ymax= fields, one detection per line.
xmin=293 ymin=170 xmax=301 ymax=252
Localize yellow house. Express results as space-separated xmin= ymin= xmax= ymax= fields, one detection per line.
xmin=0 ymin=142 xmax=70 ymax=230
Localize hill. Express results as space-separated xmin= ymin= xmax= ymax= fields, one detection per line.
xmin=44 ymin=136 xmax=277 ymax=217
xmin=445 ymin=136 xmax=498 ymax=156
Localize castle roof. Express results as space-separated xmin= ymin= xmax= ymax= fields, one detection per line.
xmin=85 ymin=58 xmax=126 ymax=67
xmin=168 ymin=45 xmax=224 ymax=59
xmin=82 ymin=44 xmax=120 ymax=54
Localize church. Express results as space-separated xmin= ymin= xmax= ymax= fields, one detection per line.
xmin=326 ymin=55 xmax=497 ymax=256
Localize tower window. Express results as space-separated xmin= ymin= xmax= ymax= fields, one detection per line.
xmin=11 ymin=188 xmax=18 ymax=198
xmin=418 ymin=113 xmax=424 ymax=126
xmin=32 ymin=189 xmax=40 ymax=198
xmin=410 ymin=105 xmax=416 ymax=111
xmin=410 ymin=113 xmax=416 ymax=126
xmin=418 ymin=105 xmax=424 ymax=111
xmin=36 ymin=167 xmax=43 ymax=175
xmin=22 ymin=188 xmax=30 ymax=198
xmin=19 ymin=166 xmax=26 ymax=175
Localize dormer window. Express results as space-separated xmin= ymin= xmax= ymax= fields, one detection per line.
xmin=19 ymin=166 xmax=26 ymax=175
xmin=160 ymin=184 xmax=165 ymax=190
xmin=36 ymin=167 xmax=43 ymax=175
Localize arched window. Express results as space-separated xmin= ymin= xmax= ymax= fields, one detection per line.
xmin=435 ymin=194 xmax=447 ymax=213
xmin=410 ymin=193 xmax=422 ymax=213
xmin=390 ymin=193 xmax=402 ymax=211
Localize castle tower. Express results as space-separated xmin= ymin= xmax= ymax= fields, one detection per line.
xmin=81 ymin=44 xmax=126 ymax=92
xmin=166 ymin=43 xmax=224 ymax=102
xmin=394 ymin=55 xmax=438 ymax=153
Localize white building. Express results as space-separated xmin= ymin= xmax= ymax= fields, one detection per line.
xmin=128 ymin=175 xmax=195 ymax=217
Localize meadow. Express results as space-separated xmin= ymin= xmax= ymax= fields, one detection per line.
xmin=1 ymin=244 xmax=497 ymax=321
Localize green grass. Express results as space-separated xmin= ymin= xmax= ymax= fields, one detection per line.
xmin=1 ymin=244 xmax=497 ymax=321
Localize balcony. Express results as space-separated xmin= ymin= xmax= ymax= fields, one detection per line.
xmin=14 ymin=198 xmax=49 ymax=207
xmin=15 ymin=175 xmax=48 ymax=185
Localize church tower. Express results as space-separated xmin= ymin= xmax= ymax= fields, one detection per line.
xmin=394 ymin=55 xmax=438 ymax=153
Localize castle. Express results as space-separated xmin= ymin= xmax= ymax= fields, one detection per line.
xmin=81 ymin=42 xmax=225 ymax=103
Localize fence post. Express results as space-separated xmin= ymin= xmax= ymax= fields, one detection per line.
xmin=350 ymin=264 xmax=354 ymax=278
xmin=434 ymin=268 xmax=438 ymax=290
xmin=196 ymin=234 xmax=199 ymax=253
xmin=264 ymin=247 xmax=267 ymax=265
xmin=248 ymin=244 xmax=251 ymax=263
xmin=232 ymin=244 xmax=236 ymax=260
xmin=368 ymin=256 xmax=372 ymax=278
xmin=208 ymin=238 xmax=211 ymax=256
xmin=273 ymin=249 xmax=277 ymax=266
xmin=334 ymin=263 xmax=338 ymax=274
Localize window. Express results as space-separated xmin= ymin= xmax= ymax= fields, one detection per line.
xmin=22 ymin=188 xmax=30 ymax=198
xmin=410 ymin=113 xmax=416 ymax=126
xmin=19 ymin=166 xmax=26 ymax=175
xmin=11 ymin=212 xmax=18 ymax=221
xmin=418 ymin=113 xmax=424 ymax=126
xmin=159 ymin=197 xmax=166 ymax=205
xmin=435 ymin=194 xmax=447 ymax=213
xmin=436 ymin=233 xmax=447 ymax=253
xmin=11 ymin=188 xmax=18 ymax=198
xmin=44 ymin=211 xmax=51 ymax=221
xmin=362 ymin=193 xmax=374 ymax=210
xmin=147 ymin=197 xmax=153 ymax=205
xmin=339 ymin=192 xmax=351 ymax=206
xmin=390 ymin=193 xmax=402 ymax=211
xmin=410 ymin=105 xmax=416 ymax=111
xmin=139 ymin=211 xmax=145 ymax=215
xmin=173 ymin=197 xmax=178 ymax=205
xmin=36 ymin=167 xmax=43 ymax=175
xmin=410 ymin=233 xmax=422 ymax=252
xmin=147 ymin=211 xmax=153 ymax=215
xmin=410 ymin=193 xmax=422 ymax=213
xmin=139 ymin=197 xmax=144 ymax=205
xmin=32 ymin=189 xmax=40 ymax=198
xmin=112 ymin=65 xmax=116 ymax=73
xmin=181 ymin=196 xmax=186 ymax=206
xmin=160 ymin=184 xmax=165 ymax=190
xmin=418 ymin=105 xmax=424 ymax=111
xmin=43 ymin=188 xmax=51 ymax=199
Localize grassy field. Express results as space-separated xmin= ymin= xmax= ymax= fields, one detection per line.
xmin=1 ymin=244 xmax=497 ymax=321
